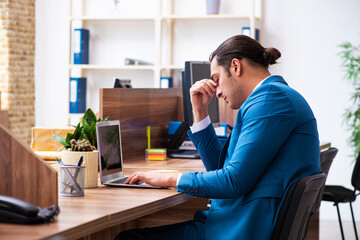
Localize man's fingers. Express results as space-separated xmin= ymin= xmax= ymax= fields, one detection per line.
xmin=191 ymin=79 xmax=217 ymax=97
xmin=124 ymin=174 xmax=132 ymax=184
xmin=129 ymin=176 xmax=139 ymax=184
xmin=200 ymin=79 xmax=217 ymax=95
xmin=125 ymin=172 xmax=142 ymax=184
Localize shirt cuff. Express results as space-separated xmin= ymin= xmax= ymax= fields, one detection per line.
xmin=176 ymin=173 xmax=183 ymax=187
xmin=190 ymin=115 xmax=211 ymax=133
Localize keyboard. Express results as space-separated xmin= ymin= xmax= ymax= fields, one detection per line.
xmin=111 ymin=177 xmax=144 ymax=185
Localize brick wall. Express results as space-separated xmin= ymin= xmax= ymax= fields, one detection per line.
xmin=0 ymin=0 xmax=35 ymax=145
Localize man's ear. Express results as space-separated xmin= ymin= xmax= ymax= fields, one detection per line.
xmin=231 ymin=58 xmax=241 ymax=75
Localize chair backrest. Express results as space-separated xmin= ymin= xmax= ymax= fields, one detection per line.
xmin=312 ymin=147 xmax=338 ymax=213
xmin=271 ymin=172 xmax=326 ymax=240
xmin=351 ymin=151 xmax=360 ymax=190
xmin=320 ymin=147 xmax=338 ymax=175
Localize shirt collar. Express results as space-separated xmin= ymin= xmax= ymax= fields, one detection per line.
xmin=252 ymin=75 xmax=272 ymax=93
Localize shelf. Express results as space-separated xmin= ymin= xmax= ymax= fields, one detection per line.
xmin=70 ymin=64 xmax=186 ymax=71
xmin=160 ymin=65 xmax=184 ymax=71
xmin=70 ymin=15 xmax=261 ymax=22
xmin=69 ymin=64 xmax=155 ymax=71
xmin=70 ymin=16 xmax=155 ymax=21
xmin=162 ymin=14 xmax=260 ymax=21
xmin=67 ymin=0 xmax=261 ymax=120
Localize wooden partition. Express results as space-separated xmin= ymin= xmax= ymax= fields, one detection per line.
xmin=0 ymin=111 xmax=8 ymax=128
xmin=0 ymin=124 xmax=58 ymax=207
xmin=99 ymin=88 xmax=183 ymax=161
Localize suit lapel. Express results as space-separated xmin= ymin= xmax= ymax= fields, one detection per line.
xmin=218 ymin=132 xmax=231 ymax=168
xmin=218 ymin=107 xmax=243 ymax=169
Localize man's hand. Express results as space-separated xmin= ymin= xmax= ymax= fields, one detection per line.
xmin=124 ymin=171 xmax=180 ymax=188
xmin=190 ymin=79 xmax=217 ymax=123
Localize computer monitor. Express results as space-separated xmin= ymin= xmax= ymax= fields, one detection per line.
xmin=182 ymin=61 xmax=219 ymax=127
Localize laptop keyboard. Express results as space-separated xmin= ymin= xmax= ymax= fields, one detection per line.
xmin=112 ymin=177 xmax=144 ymax=185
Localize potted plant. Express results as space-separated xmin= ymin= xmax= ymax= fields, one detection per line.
xmin=54 ymin=108 xmax=109 ymax=188
xmin=340 ymin=41 xmax=360 ymax=159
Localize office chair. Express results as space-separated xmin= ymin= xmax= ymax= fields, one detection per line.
xmin=271 ymin=172 xmax=326 ymax=240
xmin=320 ymin=147 xmax=339 ymax=175
xmin=322 ymin=151 xmax=360 ymax=240
xmin=312 ymin=147 xmax=338 ymax=213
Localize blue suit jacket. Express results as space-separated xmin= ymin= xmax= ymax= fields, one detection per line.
xmin=177 ymin=75 xmax=321 ymax=240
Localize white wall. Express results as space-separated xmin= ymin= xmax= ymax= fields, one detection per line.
xmin=35 ymin=0 xmax=69 ymax=127
xmin=35 ymin=0 xmax=360 ymax=221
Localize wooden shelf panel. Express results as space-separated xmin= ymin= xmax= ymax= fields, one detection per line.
xmin=70 ymin=14 xmax=260 ymax=21
xmin=160 ymin=65 xmax=184 ymax=70
xmin=70 ymin=15 xmax=261 ymax=22
xmin=69 ymin=64 xmax=155 ymax=71
xmin=69 ymin=65 xmax=185 ymax=71
xmin=70 ymin=16 xmax=155 ymax=21
xmin=162 ymin=15 xmax=260 ymax=21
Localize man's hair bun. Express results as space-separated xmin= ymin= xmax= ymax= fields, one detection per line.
xmin=263 ymin=47 xmax=281 ymax=65
xmin=209 ymin=35 xmax=282 ymax=71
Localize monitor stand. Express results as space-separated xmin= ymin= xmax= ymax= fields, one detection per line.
xmin=167 ymin=120 xmax=201 ymax=159
xmin=167 ymin=149 xmax=200 ymax=159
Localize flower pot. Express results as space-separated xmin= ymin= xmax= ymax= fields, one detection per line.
xmin=61 ymin=150 xmax=99 ymax=188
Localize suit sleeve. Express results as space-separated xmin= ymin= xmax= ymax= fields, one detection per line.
xmin=177 ymin=86 xmax=297 ymax=198
xmin=188 ymin=124 xmax=223 ymax=171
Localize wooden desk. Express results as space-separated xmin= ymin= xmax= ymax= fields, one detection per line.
xmin=0 ymin=158 xmax=206 ymax=240
xmin=0 ymin=148 xmax=330 ymax=239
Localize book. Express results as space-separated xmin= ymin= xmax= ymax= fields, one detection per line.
xmin=73 ymin=29 xmax=89 ymax=64
xmin=69 ymin=77 xmax=86 ymax=113
xmin=160 ymin=77 xmax=172 ymax=88
xmin=241 ymin=27 xmax=259 ymax=41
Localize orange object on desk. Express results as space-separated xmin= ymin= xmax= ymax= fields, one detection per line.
xmin=30 ymin=127 xmax=74 ymax=160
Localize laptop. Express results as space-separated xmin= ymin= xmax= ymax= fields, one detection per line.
xmin=96 ymin=120 xmax=160 ymax=188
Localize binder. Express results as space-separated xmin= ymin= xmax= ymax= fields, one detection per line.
xmin=241 ymin=27 xmax=259 ymax=41
xmin=160 ymin=77 xmax=172 ymax=88
xmin=73 ymin=29 xmax=89 ymax=64
xmin=69 ymin=77 xmax=86 ymax=113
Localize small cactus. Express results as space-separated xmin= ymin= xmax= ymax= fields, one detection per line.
xmin=70 ymin=139 xmax=96 ymax=151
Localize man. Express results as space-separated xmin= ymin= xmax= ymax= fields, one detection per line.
xmin=119 ymin=35 xmax=321 ymax=239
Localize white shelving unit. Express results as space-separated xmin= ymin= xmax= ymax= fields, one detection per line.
xmin=68 ymin=0 xmax=261 ymax=123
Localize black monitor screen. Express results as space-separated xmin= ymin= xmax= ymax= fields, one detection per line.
xmin=97 ymin=124 xmax=122 ymax=176
xmin=182 ymin=61 xmax=219 ymax=127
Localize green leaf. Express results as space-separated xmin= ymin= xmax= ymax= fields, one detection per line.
xmin=82 ymin=108 xmax=97 ymax=127
xmin=80 ymin=121 xmax=90 ymax=140
xmin=67 ymin=123 xmax=81 ymax=142
xmin=56 ymin=146 xmax=64 ymax=152
xmin=339 ymin=39 xmax=360 ymax=160
xmin=64 ymin=133 xmax=74 ymax=147
xmin=89 ymin=121 xmax=97 ymax=147
xmin=53 ymin=134 xmax=67 ymax=146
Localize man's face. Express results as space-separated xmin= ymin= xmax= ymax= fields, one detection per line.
xmin=210 ymin=59 xmax=243 ymax=110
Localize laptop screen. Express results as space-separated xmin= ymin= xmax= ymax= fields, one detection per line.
xmin=97 ymin=121 xmax=123 ymax=177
